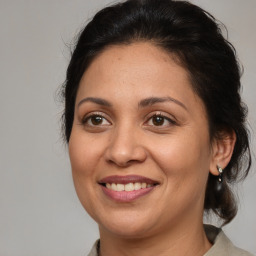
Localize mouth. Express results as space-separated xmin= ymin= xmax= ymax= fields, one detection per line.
xmin=98 ymin=175 xmax=159 ymax=202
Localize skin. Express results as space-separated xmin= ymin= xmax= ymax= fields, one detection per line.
xmin=69 ymin=42 xmax=235 ymax=256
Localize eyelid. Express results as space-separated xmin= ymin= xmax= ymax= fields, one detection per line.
xmin=82 ymin=111 xmax=112 ymax=125
xmin=144 ymin=111 xmax=177 ymax=126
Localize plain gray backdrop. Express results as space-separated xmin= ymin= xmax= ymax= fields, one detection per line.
xmin=0 ymin=0 xmax=255 ymax=255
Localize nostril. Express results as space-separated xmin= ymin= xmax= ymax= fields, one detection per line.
xmin=106 ymin=157 xmax=135 ymax=167
xmin=105 ymin=146 xmax=147 ymax=167
xmin=104 ymin=132 xmax=147 ymax=165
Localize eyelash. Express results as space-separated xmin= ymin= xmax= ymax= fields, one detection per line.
xmin=81 ymin=112 xmax=177 ymax=128
xmin=82 ymin=112 xmax=111 ymax=127
xmin=145 ymin=112 xmax=177 ymax=127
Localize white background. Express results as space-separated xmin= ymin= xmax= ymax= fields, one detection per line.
xmin=0 ymin=0 xmax=255 ymax=255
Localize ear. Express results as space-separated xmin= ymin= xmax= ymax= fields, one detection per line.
xmin=209 ymin=129 xmax=236 ymax=176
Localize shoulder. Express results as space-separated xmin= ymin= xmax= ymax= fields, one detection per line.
xmin=204 ymin=225 xmax=254 ymax=256
xmin=87 ymin=240 xmax=99 ymax=256
xmin=87 ymin=228 xmax=254 ymax=256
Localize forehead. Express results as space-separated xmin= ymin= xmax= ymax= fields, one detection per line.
xmin=75 ymin=41 xmax=208 ymax=128
xmin=77 ymin=42 xmax=194 ymax=100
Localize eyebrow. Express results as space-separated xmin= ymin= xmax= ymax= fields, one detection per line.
xmin=77 ymin=97 xmax=112 ymax=108
xmin=138 ymin=97 xmax=187 ymax=110
xmin=77 ymin=96 xmax=187 ymax=111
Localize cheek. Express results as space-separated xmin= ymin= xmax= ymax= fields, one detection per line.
xmin=151 ymin=130 xmax=211 ymax=183
xmin=68 ymin=132 xmax=102 ymax=182
xmin=151 ymin=133 xmax=211 ymax=215
xmin=68 ymin=132 xmax=103 ymax=216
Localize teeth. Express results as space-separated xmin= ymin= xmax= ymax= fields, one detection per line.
xmin=134 ymin=182 xmax=142 ymax=190
xmin=111 ymin=183 xmax=117 ymax=191
xmin=106 ymin=182 xmax=154 ymax=191
xmin=125 ymin=183 xmax=134 ymax=191
xmin=116 ymin=184 xmax=125 ymax=191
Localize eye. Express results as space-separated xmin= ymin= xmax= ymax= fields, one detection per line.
xmin=151 ymin=115 xmax=165 ymax=126
xmin=146 ymin=114 xmax=176 ymax=127
xmin=82 ymin=114 xmax=111 ymax=127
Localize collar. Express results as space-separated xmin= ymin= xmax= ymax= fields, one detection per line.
xmin=87 ymin=225 xmax=253 ymax=256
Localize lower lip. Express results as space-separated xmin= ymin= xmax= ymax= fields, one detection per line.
xmin=101 ymin=186 xmax=155 ymax=202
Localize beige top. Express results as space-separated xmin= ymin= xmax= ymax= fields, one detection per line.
xmin=87 ymin=225 xmax=254 ymax=256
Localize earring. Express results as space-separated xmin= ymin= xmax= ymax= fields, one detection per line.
xmin=216 ymin=165 xmax=223 ymax=192
xmin=217 ymin=165 xmax=223 ymax=182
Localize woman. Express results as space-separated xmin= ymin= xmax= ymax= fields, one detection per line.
xmin=62 ymin=0 xmax=253 ymax=255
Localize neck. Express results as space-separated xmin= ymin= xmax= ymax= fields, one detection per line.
xmin=98 ymin=220 xmax=212 ymax=256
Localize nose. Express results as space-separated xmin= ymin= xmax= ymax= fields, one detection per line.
xmin=105 ymin=127 xmax=147 ymax=167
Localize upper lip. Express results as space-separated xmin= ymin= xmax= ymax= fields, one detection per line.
xmin=98 ymin=175 xmax=159 ymax=185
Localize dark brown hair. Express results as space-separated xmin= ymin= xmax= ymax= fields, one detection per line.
xmin=62 ymin=0 xmax=251 ymax=224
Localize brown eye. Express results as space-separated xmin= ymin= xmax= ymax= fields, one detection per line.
xmin=83 ymin=114 xmax=111 ymax=127
xmin=91 ymin=116 xmax=104 ymax=125
xmin=152 ymin=115 xmax=165 ymax=126
xmin=146 ymin=113 xmax=176 ymax=128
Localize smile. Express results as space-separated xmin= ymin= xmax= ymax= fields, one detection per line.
xmin=98 ymin=175 xmax=159 ymax=202
xmin=106 ymin=182 xmax=153 ymax=191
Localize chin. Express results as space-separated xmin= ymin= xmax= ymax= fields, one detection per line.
xmin=96 ymin=211 xmax=156 ymax=238
xmin=100 ymin=223 xmax=152 ymax=239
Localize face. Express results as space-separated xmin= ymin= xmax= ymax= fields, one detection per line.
xmin=69 ymin=42 xmax=216 ymax=238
